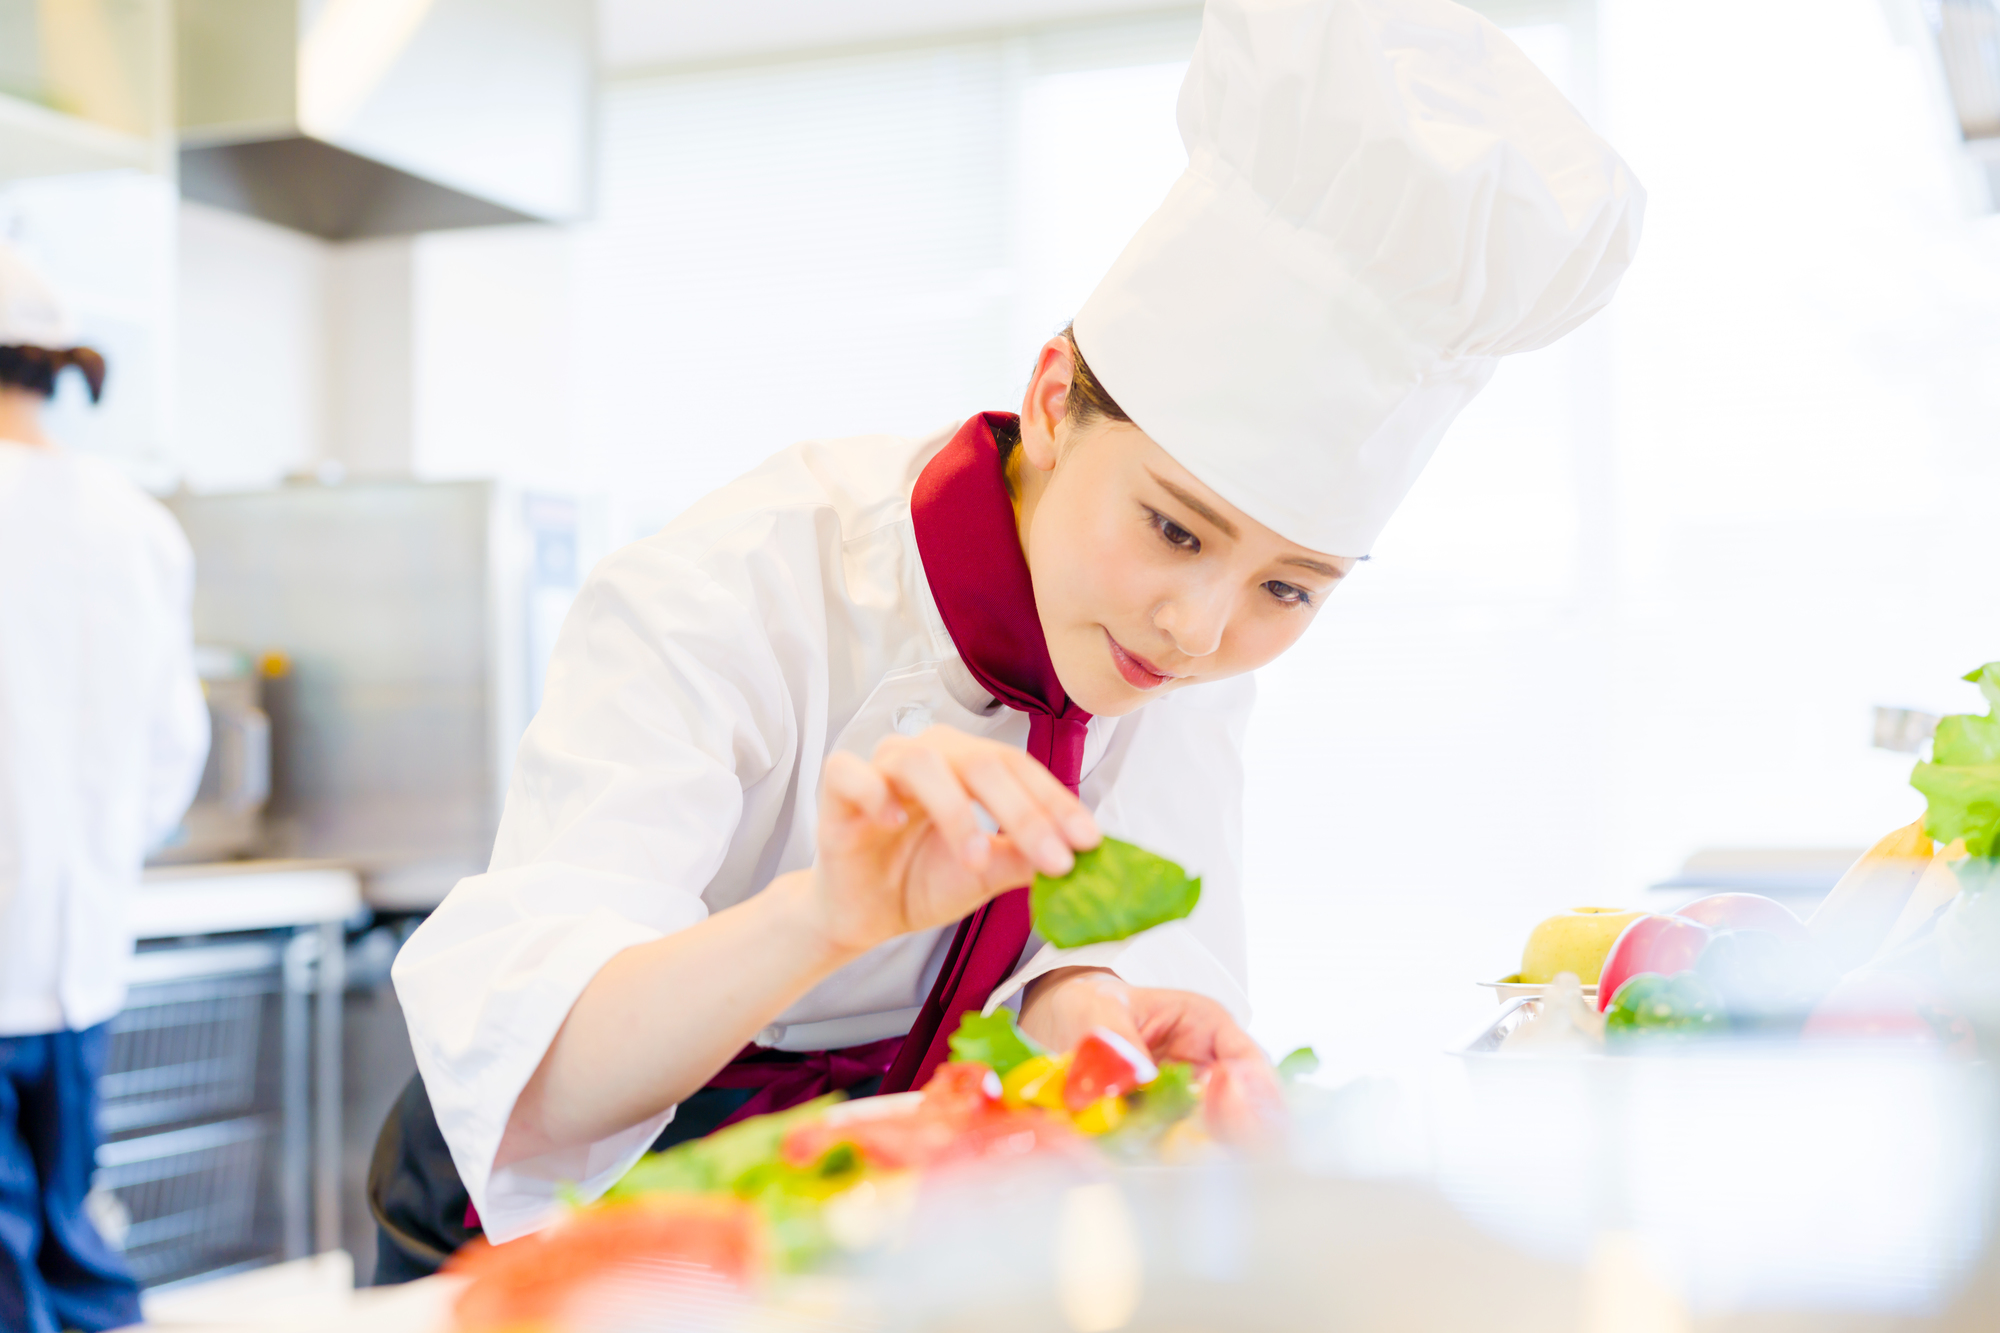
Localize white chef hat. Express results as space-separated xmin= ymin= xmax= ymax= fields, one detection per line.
xmin=1072 ymin=0 xmax=1645 ymax=556
xmin=0 ymin=239 xmax=81 ymax=350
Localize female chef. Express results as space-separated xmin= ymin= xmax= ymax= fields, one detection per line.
xmin=378 ymin=0 xmax=1643 ymax=1278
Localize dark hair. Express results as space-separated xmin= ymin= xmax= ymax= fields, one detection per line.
xmin=1060 ymin=324 xmax=1131 ymax=429
xmin=997 ymin=323 xmax=1131 ymax=481
xmin=0 ymin=345 xmax=106 ymax=403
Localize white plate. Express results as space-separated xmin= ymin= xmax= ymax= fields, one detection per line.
xmin=1478 ymin=976 xmax=1598 ymax=1004
xmin=820 ymin=1090 xmax=924 ymax=1125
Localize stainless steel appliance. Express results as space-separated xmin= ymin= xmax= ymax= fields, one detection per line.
xmin=152 ymin=646 xmax=272 ymax=866
xmin=167 ymin=479 xmax=581 ymax=908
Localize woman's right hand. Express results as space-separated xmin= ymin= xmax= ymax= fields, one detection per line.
xmin=811 ymin=727 xmax=1100 ymax=955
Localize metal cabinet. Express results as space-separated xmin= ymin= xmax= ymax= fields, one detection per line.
xmin=108 ymin=864 xmax=360 ymax=1289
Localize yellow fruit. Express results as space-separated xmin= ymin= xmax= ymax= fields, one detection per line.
xmin=1072 ymin=1094 xmax=1126 ymax=1136
xmin=1519 ymin=907 xmax=1644 ymax=985
xmin=1810 ymin=820 xmax=1935 ymax=970
xmin=1873 ymin=840 xmax=1965 ymax=960
xmin=1002 ymin=1053 xmax=1069 ymax=1111
xmin=1001 ymin=1055 xmax=1054 ymax=1108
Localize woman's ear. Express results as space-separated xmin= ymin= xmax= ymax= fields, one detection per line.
xmin=1018 ymin=336 xmax=1075 ymax=473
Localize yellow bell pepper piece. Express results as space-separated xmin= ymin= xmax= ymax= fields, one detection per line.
xmin=1002 ymin=1053 xmax=1070 ymax=1111
xmin=1072 ymin=1094 xmax=1127 ymax=1136
xmin=1001 ymin=1055 xmax=1053 ymax=1108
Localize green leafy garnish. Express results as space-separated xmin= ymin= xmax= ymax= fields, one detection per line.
xmin=605 ymin=1095 xmax=859 ymax=1272
xmin=1031 ymin=837 xmax=1201 ymax=948
xmin=1102 ymin=1060 xmax=1199 ymax=1156
xmin=1132 ymin=1060 xmax=1198 ymax=1124
xmin=947 ymin=1008 xmax=1044 ymax=1077
xmin=1911 ymin=663 xmax=2000 ymax=859
xmin=607 ymin=1093 xmax=842 ymax=1201
xmin=1276 ymin=1046 xmax=1320 ymax=1081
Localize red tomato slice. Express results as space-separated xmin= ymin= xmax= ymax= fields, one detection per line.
xmin=448 ymin=1197 xmax=760 ymax=1333
xmin=1062 ymin=1028 xmax=1157 ymax=1113
xmin=783 ymin=1102 xmax=1071 ymax=1173
xmin=930 ymin=1108 xmax=1084 ymax=1169
xmin=920 ymin=1061 xmax=1003 ymax=1121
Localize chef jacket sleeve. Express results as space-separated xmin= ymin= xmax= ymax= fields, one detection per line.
xmin=145 ymin=518 xmax=209 ymax=847
xmin=985 ymin=673 xmax=1255 ymax=1024
xmin=392 ymin=541 xmax=798 ymax=1243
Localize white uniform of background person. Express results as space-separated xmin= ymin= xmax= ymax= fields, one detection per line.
xmin=396 ymin=0 xmax=1642 ymax=1247
xmin=0 ymin=242 xmax=208 ymax=1332
xmin=0 ymin=255 xmax=209 ymax=1038
xmin=394 ymin=427 xmax=1256 ymax=1240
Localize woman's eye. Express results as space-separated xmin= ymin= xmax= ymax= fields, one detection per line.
xmin=1264 ymin=580 xmax=1313 ymax=607
xmin=1151 ymin=511 xmax=1199 ymax=552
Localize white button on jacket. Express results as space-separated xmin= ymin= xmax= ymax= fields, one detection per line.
xmin=0 ymin=442 xmax=210 ymax=1036
xmin=394 ymin=425 xmax=1255 ymax=1242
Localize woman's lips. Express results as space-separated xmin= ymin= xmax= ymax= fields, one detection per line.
xmin=1105 ymin=632 xmax=1174 ymax=691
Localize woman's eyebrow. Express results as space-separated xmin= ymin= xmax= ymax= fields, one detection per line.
xmin=1282 ymin=555 xmax=1346 ymax=580
xmin=1147 ymin=471 xmax=1239 ymax=539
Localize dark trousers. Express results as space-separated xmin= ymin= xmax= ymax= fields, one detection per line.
xmin=368 ymin=1070 xmax=880 ymax=1285
xmin=0 ymin=1024 xmax=143 ymax=1333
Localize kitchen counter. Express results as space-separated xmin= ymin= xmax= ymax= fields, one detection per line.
xmin=136 ymin=859 xmax=362 ymax=939
xmin=141 ymin=1254 xmax=459 ymax=1332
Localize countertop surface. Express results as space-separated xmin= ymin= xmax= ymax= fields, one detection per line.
xmin=134 ymin=859 xmax=363 ymax=939
xmin=142 ymin=1253 xmax=458 ymax=1332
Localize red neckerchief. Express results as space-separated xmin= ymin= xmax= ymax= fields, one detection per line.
xmin=880 ymin=412 xmax=1091 ymax=1092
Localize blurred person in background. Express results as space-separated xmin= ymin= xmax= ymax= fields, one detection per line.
xmin=0 ymin=241 xmax=209 ymax=1333
xmin=377 ymin=0 xmax=1643 ymax=1279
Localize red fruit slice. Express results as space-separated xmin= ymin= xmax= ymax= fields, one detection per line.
xmin=448 ymin=1197 xmax=760 ymax=1333
xmin=921 ymin=1061 xmax=1003 ymax=1120
xmin=783 ymin=1108 xmax=958 ymax=1171
xmin=1062 ymin=1028 xmax=1157 ymax=1113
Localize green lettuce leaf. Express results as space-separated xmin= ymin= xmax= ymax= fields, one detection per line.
xmin=947 ymin=1008 xmax=1044 ymax=1077
xmin=1911 ymin=762 xmax=2000 ymax=859
xmin=1969 ymin=662 xmax=2000 ymax=712
xmin=1910 ymin=663 xmax=2000 ymax=860
xmin=1031 ymin=837 xmax=1201 ymax=948
xmin=1933 ymin=713 xmax=2000 ymax=768
xmin=1276 ymin=1046 xmax=1321 ymax=1081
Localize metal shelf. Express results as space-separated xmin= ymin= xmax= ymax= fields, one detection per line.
xmin=101 ymin=921 xmax=349 ymax=1288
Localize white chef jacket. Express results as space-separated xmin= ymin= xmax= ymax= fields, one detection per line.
xmin=394 ymin=423 xmax=1254 ymax=1242
xmin=0 ymin=441 xmax=210 ymax=1036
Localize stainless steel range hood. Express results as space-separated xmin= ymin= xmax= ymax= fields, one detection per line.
xmin=176 ymin=0 xmax=592 ymax=239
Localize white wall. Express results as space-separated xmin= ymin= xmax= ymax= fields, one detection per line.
xmin=324 ymin=237 xmax=414 ymax=479
xmin=410 ymin=224 xmax=580 ymax=492
xmin=176 ymin=201 xmax=329 ymax=491
xmin=174 ymin=204 xmax=582 ymax=497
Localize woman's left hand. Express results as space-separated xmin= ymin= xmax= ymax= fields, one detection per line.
xmin=1020 ymin=968 xmax=1285 ymax=1144
xmin=1019 ymin=966 xmax=1264 ymax=1071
